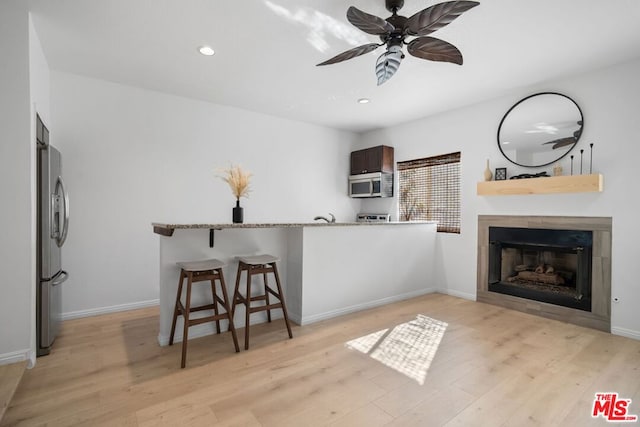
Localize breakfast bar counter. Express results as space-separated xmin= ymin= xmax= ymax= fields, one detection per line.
xmin=152 ymin=221 xmax=438 ymax=346
xmin=152 ymin=220 xmax=434 ymax=234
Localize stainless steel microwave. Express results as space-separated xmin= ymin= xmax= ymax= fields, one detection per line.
xmin=349 ymin=172 xmax=393 ymax=198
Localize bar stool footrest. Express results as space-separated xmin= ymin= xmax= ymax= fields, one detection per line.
xmin=186 ymin=303 xmax=216 ymax=313
xmin=248 ymin=303 xmax=284 ymax=314
xmin=189 ymin=313 xmax=232 ymax=327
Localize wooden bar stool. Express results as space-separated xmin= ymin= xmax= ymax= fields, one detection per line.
xmin=231 ymin=254 xmax=293 ymax=350
xmin=169 ymin=258 xmax=239 ymax=368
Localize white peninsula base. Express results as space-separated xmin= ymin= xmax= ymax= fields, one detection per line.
xmin=154 ymin=222 xmax=437 ymax=346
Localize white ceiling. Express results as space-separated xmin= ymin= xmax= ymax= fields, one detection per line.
xmin=28 ymin=0 xmax=640 ymax=133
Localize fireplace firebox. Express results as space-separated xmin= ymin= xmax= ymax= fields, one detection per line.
xmin=488 ymin=227 xmax=593 ymax=311
xmin=478 ymin=216 xmax=611 ymax=332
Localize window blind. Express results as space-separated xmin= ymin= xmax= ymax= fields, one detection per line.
xmin=397 ymin=152 xmax=461 ymax=233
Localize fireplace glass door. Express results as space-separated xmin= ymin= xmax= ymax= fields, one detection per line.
xmin=488 ymin=227 xmax=592 ymax=311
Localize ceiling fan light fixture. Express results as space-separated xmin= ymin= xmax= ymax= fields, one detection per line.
xmin=198 ymin=45 xmax=215 ymax=56
xmin=376 ymin=45 xmax=404 ymax=85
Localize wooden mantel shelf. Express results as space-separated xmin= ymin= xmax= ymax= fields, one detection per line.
xmin=477 ymin=174 xmax=603 ymax=196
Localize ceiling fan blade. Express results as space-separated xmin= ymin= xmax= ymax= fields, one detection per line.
xmin=375 ymin=46 xmax=404 ymax=86
xmin=406 ymin=1 xmax=479 ymax=36
xmin=347 ymin=6 xmax=395 ymax=36
xmin=542 ymin=137 xmax=576 ymax=149
xmin=407 ymin=37 xmax=463 ymax=65
xmin=316 ymin=43 xmax=382 ymax=66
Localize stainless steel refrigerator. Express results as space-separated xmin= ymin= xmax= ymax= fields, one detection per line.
xmin=37 ymin=114 xmax=69 ymax=356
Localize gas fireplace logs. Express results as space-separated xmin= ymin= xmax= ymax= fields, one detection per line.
xmin=510 ymin=271 xmax=565 ymax=285
xmin=508 ymin=264 xmax=567 ymax=286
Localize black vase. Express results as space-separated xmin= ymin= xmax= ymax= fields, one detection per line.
xmin=232 ymin=199 xmax=244 ymax=224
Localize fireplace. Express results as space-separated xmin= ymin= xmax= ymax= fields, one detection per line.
xmin=477 ymin=216 xmax=612 ymax=332
xmin=487 ymin=227 xmax=592 ymax=311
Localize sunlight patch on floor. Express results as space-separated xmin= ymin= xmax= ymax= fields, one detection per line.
xmin=345 ymin=315 xmax=448 ymax=385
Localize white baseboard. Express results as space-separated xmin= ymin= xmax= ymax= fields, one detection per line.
xmin=288 ymin=312 xmax=302 ymax=325
xmin=611 ymin=326 xmax=640 ymax=341
xmin=300 ymin=288 xmax=437 ymax=325
xmin=438 ymin=289 xmax=476 ymax=301
xmin=27 ymin=349 xmax=36 ymax=368
xmin=62 ymin=299 xmax=160 ymax=321
xmin=0 ymin=348 xmax=32 ymax=367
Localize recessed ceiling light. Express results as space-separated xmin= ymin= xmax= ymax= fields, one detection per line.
xmin=358 ymin=98 xmax=370 ymax=104
xmin=198 ymin=46 xmax=215 ymax=56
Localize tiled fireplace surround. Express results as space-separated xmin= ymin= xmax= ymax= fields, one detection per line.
xmin=477 ymin=215 xmax=612 ymax=332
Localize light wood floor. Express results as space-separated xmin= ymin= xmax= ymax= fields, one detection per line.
xmin=0 ymin=361 xmax=26 ymax=422
xmin=3 ymin=294 xmax=639 ymax=426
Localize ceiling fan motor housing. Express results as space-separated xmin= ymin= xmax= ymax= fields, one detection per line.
xmin=381 ymin=14 xmax=408 ymax=44
xmin=383 ymin=32 xmax=405 ymax=49
xmin=385 ymin=0 xmax=405 ymax=12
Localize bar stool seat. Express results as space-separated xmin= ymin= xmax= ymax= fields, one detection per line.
xmin=238 ymin=254 xmax=279 ymax=265
xmin=170 ymin=258 xmax=239 ymax=368
xmin=231 ymin=254 xmax=293 ymax=350
xmin=178 ymin=258 xmax=226 ymax=271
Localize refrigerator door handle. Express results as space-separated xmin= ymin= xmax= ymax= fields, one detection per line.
xmin=52 ymin=270 xmax=69 ymax=287
xmin=56 ymin=176 xmax=70 ymax=247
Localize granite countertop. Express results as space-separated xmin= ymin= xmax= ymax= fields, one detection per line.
xmin=152 ymin=221 xmax=437 ymax=235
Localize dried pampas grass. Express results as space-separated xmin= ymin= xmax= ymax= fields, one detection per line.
xmin=217 ymin=165 xmax=252 ymax=200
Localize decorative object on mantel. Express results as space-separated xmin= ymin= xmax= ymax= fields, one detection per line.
xmin=509 ymin=171 xmax=549 ymax=180
xmin=590 ymin=143 xmax=594 ymax=173
xmin=217 ymin=165 xmax=252 ymax=224
xmin=580 ymin=149 xmax=584 ymax=174
xmin=483 ymin=159 xmax=493 ymax=181
xmin=495 ymin=167 xmax=507 ymax=181
xmin=553 ymin=163 xmax=563 ymax=176
xmin=570 ymin=155 xmax=574 ymax=175
xmin=316 ymin=0 xmax=479 ymax=85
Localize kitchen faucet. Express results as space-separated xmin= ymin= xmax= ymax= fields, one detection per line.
xmin=314 ymin=213 xmax=336 ymax=223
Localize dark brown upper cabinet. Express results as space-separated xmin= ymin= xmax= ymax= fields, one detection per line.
xmin=350 ymin=145 xmax=394 ymax=175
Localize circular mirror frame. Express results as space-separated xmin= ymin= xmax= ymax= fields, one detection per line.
xmin=497 ymin=92 xmax=584 ymax=168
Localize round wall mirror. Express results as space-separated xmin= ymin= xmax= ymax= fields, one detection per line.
xmin=497 ymin=92 xmax=583 ymax=168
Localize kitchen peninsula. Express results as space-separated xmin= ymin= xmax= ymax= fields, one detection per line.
xmin=152 ymin=221 xmax=437 ymax=346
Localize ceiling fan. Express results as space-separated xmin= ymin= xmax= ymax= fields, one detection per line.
xmin=542 ymin=121 xmax=583 ymax=149
xmin=316 ymin=0 xmax=479 ymax=85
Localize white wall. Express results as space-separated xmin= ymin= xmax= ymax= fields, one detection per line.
xmin=29 ymin=17 xmax=51 ymax=128
xmin=0 ymin=1 xmax=33 ymax=365
xmin=357 ymin=58 xmax=640 ymax=338
xmin=300 ymin=224 xmax=437 ymax=323
xmin=50 ymin=72 xmax=359 ymax=317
